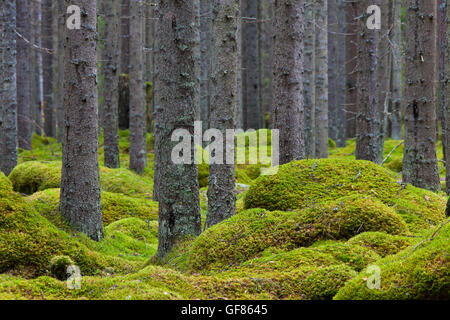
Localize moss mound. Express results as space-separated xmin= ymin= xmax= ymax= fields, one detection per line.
xmin=347 ymin=232 xmax=415 ymax=257
xmin=49 ymin=256 xmax=74 ymax=280
xmin=0 ymin=171 xmax=13 ymax=192
xmin=244 ymin=159 xmax=446 ymax=232
xmin=0 ymin=188 xmax=136 ymax=278
xmin=334 ymin=221 xmax=450 ymax=300
xmin=188 ymin=196 xmax=407 ymax=272
xmin=9 ymin=161 xmax=154 ymax=198
xmin=27 ymin=188 xmax=158 ymax=227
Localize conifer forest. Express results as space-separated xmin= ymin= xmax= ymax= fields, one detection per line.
xmin=0 ymin=0 xmax=449 ymax=303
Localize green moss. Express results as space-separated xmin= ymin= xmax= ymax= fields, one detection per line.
xmin=49 ymin=256 xmax=74 ymax=280
xmin=334 ymin=221 xmax=450 ymax=300
xmin=347 ymin=232 xmax=416 ymax=257
xmin=0 ymin=171 xmax=13 ymax=192
xmin=0 ymin=187 xmax=137 ymax=278
xmin=244 ymin=159 xmax=446 ymax=233
xmin=9 ymin=161 xmax=154 ymax=198
xmin=27 ymin=188 xmax=158 ymax=228
xmin=188 ymin=196 xmax=407 ymax=272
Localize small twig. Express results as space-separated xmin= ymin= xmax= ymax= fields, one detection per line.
xmin=381 ymin=141 xmax=404 ymax=165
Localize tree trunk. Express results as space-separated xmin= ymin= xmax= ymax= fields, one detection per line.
xmin=328 ymin=0 xmax=337 ymax=143
xmin=235 ymin=0 xmax=243 ymax=129
xmin=60 ymin=0 xmax=103 ymax=241
xmin=30 ymin=0 xmax=43 ymax=137
xmin=1 ymin=0 xmax=18 ymax=176
xmin=200 ymin=0 xmax=212 ymax=134
xmin=103 ymin=0 xmax=121 ymax=169
xmin=355 ymin=0 xmax=379 ymax=163
xmin=242 ymin=0 xmax=261 ymax=130
xmin=441 ymin=0 xmax=450 ymax=194
xmin=345 ymin=0 xmax=358 ymax=139
xmin=390 ymin=0 xmax=403 ymax=140
xmin=145 ymin=0 xmax=155 ymax=133
xmin=120 ymin=0 xmax=130 ymax=74
xmin=206 ymin=0 xmax=239 ymax=228
xmin=314 ymin=0 xmax=328 ymax=159
xmin=16 ymin=0 xmax=32 ymax=150
xmin=335 ymin=0 xmax=347 ymax=147
xmin=403 ymin=0 xmax=440 ymax=192
xmin=42 ymin=0 xmax=55 ymax=138
xmin=304 ymin=1 xmax=316 ymax=158
xmin=154 ymin=0 xmax=201 ymax=259
xmin=272 ymin=0 xmax=305 ymax=164
xmin=56 ymin=0 xmax=64 ymax=142
xmin=129 ymin=0 xmax=147 ymax=174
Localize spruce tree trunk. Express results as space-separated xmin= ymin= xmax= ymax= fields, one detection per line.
xmin=56 ymin=0 xmax=64 ymax=142
xmin=345 ymin=0 xmax=358 ymax=139
xmin=206 ymin=0 xmax=239 ymax=228
xmin=16 ymin=0 xmax=32 ymax=150
xmin=129 ymin=0 xmax=147 ymax=174
xmin=200 ymin=0 xmax=212 ymax=134
xmin=235 ymin=0 xmax=243 ymax=129
xmin=103 ymin=0 xmax=121 ymax=169
xmin=242 ymin=0 xmax=261 ymax=130
xmin=30 ymin=0 xmax=43 ymax=137
xmin=355 ymin=0 xmax=379 ymax=163
xmin=403 ymin=0 xmax=440 ymax=192
xmin=314 ymin=0 xmax=328 ymax=159
xmin=272 ymin=0 xmax=305 ymax=164
xmin=120 ymin=0 xmax=130 ymax=74
xmin=1 ymin=0 xmax=18 ymax=176
xmin=154 ymin=0 xmax=201 ymax=259
xmin=328 ymin=0 xmax=337 ymax=143
xmin=441 ymin=0 xmax=450 ymax=194
xmin=42 ymin=0 xmax=55 ymax=138
xmin=304 ymin=1 xmax=316 ymax=158
xmin=335 ymin=0 xmax=347 ymax=147
xmin=391 ymin=0 xmax=403 ymax=140
xmin=60 ymin=0 xmax=103 ymax=241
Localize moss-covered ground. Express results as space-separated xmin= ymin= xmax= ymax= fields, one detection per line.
xmin=0 ymin=131 xmax=448 ymax=300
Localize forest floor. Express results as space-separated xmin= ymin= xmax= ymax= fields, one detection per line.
xmin=0 ymin=130 xmax=448 ymax=300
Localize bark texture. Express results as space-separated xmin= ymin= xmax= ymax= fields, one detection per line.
xmin=56 ymin=0 xmax=64 ymax=142
xmin=16 ymin=0 xmax=32 ymax=150
xmin=355 ymin=0 xmax=379 ymax=163
xmin=30 ymin=0 xmax=43 ymax=136
xmin=304 ymin=1 xmax=315 ymax=158
xmin=328 ymin=0 xmax=337 ymax=143
xmin=154 ymin=0 xmax=201 ymax=259
xmin=60 ymin=0 xmax=103 ymax=241
xmin=403 ymin=0 xmax=440 ymax=192
xmin=390 ymin=0 xmax=403 ymax=140
xmin=314 ymin=0 xmax=328 ymax=159
xmin=103 ymin=0 xmax=121 ymax=169
xmin=1 ymin=0 xmax=18 ymax=176
xmin=345 ymin=0 xmax=358 ymax=138
xmin=206 ymin=0 xmax=239 ymax=228
xmin=335 ymin=0 xmax=347 ymax=147
xmin=272 ymin=0 xmax=305 ymax=164
xmin=120 ymin=0 xmax=130 ymax=74
xmin=129 ymin=0 xmax=147 ymax=174
xmin=42 ymin=0 xmax=55 ymax=138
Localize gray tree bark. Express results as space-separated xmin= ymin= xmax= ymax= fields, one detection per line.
xmin=272 ymin=0 xmax=305 ymax=164
xmin=129 ymin=0 xmax=147 ymax=174
xmin=314 ymin=0 xmax=328 ymax=159
xmin=200 ymin=0 xmax=212 ymax=134
xmin=16 ymin=0 xmax=32 ymax=150
xmin=335 ymin=0 xmax=347 ymax=147
xmin=345 ymin=0 xmax=358 ymax=139
xmin=42 ymin=0 xmax=55 ymax=138
xmin=1 ymin=0 xmax=18 ymax=176
xmin=402 ymin=0 xmax=440 ymax=192
xmin=355 ymin=0 xmax=379 ymax=163
xmin=103 ymin=0 xmax=121 ymax=169
xmin=120 ymin=0 xmax=130 ymax=74
xmin=206 ymin=0 xmax=239 ymax=228
xmin=390 ymin=0 xmax=403 ymax=140
xmin=60 ymin=0 xmax=103 ymax=241
xmin=154 ymin=0 xmax=201 ymax=259
xmin=30 ymin=0 xmax=43 ymax=137
xmin=56 ymin=0 xmax=64 ymax=142
xmin=304 ymin=1 xmax=315 ymax=158
xmin=328 ymin=0 xmax=337 ymax=143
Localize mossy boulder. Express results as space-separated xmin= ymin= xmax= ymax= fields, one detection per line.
xmin=0 ymin=187 xmax=136 ymax=278
xmin=9 ymin=161 xmax=154 ymax=198
xmin=347 ymin=232 xmax=415 ymax=257
xmin=49 ymin=256 xmax=74 ymax=281
xmin=244 ymin=159 xmax=446 ymax=233
xmin=188 ymin=196 xmax=407 ymax=272
xmin=334 ymin=221 xmax=450 ymax=300
xmin=0 ymin=171 xmax=13 ymax=192
xmin=27 ymin=188 xmax=158 ymax=227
